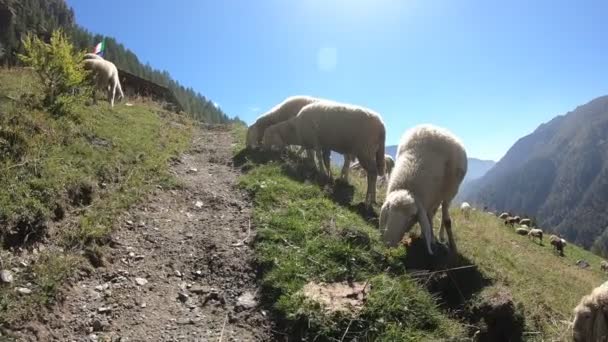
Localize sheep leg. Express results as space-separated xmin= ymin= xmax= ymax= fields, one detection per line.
xmin=110 ymin=82 xmax=116 ymax=108
xmin=365 ymin=169 xmax=378 ymax=207
xmin=340 ymin=154 xmax=352 ymax=181
xmin=322 ymin=149 xmax=332 ymax=179
xmin=416 ymin=203 xmax=435 ymax=255
xmin=441 ymin=200 xmax=457 ymax=254
xmin=315 ymin=149 xmax=328 ymax=179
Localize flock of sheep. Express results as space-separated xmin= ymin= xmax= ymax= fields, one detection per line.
xmin=81 ymin=53 xmax=124 ymax=107
xmin=247 ymin=95 xmax=468 ymax=256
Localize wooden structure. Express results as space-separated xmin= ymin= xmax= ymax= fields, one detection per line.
xmin=117 ymin=68 xmax=183 ymax=112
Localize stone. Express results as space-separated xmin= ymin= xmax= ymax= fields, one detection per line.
xmin=0 ymin=270 xmax=14 ymax=284
xmin=135 ymin=278 xmax=148 ymax=286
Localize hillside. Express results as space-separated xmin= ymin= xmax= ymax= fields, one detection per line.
xmin=233 ymin=129 xmax=608 ymax=341
xmin=332 ymin=145 xmax=495 ymax=185
xmin=462 ymin=95 xmax=608 ymax=254
xmin=0 ymin=0 xmax=238 ymax=124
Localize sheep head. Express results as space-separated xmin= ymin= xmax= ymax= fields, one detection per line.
xmin=380 ymin=190 xmax=418 ymax=248
xmin=262 ymin=121 xmax=296 ymax=151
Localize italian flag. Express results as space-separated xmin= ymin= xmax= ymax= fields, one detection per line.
xmin=93 ymin=40 xmax=105 ymax=57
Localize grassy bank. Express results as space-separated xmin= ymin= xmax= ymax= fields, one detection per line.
xmin=232 ymin=125 xmax=607 ymax=341
xmin=0 ymin=67 xmax=193 ymax=326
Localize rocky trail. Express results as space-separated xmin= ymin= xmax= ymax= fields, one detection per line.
xmin=17 ymin=125 xmax=273 ymax=341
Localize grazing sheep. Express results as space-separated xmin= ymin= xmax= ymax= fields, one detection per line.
xmin=351 ymin=154 xmax=395 ymax=182
xmin=519 ymin=218 xmax=531 ymax=226
xmin=263 ymin=100 xmax=386 ymax=207
xmin=549 ymin=235 xmax=566 ymax=256
xmin=380 ymin=124 xmax=467 ymax=255
xmin=460 ymin=202 xmax=472 ymax=220
xmin=82 ymin=58 xmax=124 ymax=108
xmin=572 ymin=280 xmax=608 ymax=342
xmin=520 ymin=224 xmax=529 ymax=229
xmin=516 ymin=227 xmax=530 ymax=235
xmin=600 ymin=261 xmax=608 ymax=272
xmin=512 ymin=216 xmax=521 ymax=224
xmin=499 ymin=212 xmax=509 ymax=219
xmin=247 ymin=95 xmax=321 ymax=149
xmin=83 ymin=53 xmax=104 ymax=60
xmin=504 ymin=217 xmax=517 ymax=227
xmin=528 ymin=228 xmax=543 ymax=244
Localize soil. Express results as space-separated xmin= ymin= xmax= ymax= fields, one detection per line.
xmin=12 ymin=125 xmax=273 ymax=341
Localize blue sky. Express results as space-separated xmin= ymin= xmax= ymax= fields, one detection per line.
xmin=66 ymin=0 xmax=608 ymax=161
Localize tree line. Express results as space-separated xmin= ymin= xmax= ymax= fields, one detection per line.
xmin=0 ymin=0 xmax=241 ymax=124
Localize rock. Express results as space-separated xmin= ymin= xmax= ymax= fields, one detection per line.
xmin=188 ymin=168 xmax=198 ymax=173
xmin=471 ymin=286 xmax=524 ymax=342
xmin=91 ymin=319 xmax=107 ymax=332
xmin=236 ymin=291 xmax=257 ymax=310
xmin=128 ymin=252 xmax=135 ymax=258
xmin=88 ymin=333 xmax=98 ymax=342
xmin=134 ymin=278 xmax=148 ymax=286
xmin=185 ymin=233 xmax=194 ymax=239
xmin=174 ymin=270 xmax=183 ymax=278
xmin=176 ymin=318 xmax=194 ymax=325
xmin=195 ymin=201 xmax=204 ymax=209
xmin=16 ymin=287 xmax=32 ymax=295
xmin=0 ymin=270 xmax=14 ymax=284
xmin=177 ymin=292 xmax=189 ymax=303
xmin=98 ymin=307 xmax=112 ymax=313
xmin=138 ymin=221 xmax=146 ymax=228
xmin=125 ymin=220 xmax=134 ymax=227
xmin=190 ymin=285 xmax=212 ymax=295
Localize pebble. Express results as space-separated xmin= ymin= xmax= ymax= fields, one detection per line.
xmin=125 ymin=220 xmax=134 ymax=227
xmin=16 ymin=287 xmax=32 ymax=295
xmin=177 ymin=292 xmax=189 ymax=303
xmin=236 ymin=291 xmax=257 ymax=310
xmin=174 ymin=270 xmax=183 ymax=278
xmin=188 ymin=168 xmax=198 ymax=173
xmin=98 ymin=307 xmax=112 ymax=313
xmin=0 ymin=270 xmax=14 ymax=284
xmin=135 ymin=278 xmax=148 ymax=286
xmin=195 ymin=201 xmax=204 ymax=208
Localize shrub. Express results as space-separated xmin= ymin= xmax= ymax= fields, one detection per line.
xmin=17 ymin=29 xmax=90 ymax=116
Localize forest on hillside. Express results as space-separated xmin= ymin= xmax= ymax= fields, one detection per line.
xmin=0 ymin=0 xmax=240 ymax=124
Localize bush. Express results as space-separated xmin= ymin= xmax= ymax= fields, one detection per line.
xmin=17 ymin=29 xmax=90 ymax=116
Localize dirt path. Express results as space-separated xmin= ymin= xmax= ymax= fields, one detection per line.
xmin=21 ymin=125 xmax=272 ymax=341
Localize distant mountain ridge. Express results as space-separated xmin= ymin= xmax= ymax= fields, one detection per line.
xmin=461 ymin=95 xmax=608 ymax=254
xmin=331 ymin=145 xmax=495 ymax=186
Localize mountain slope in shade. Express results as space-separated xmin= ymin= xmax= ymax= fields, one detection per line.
xmin=332 ymin=146 xmax=495 ymax=186
xmin=462 ymin=95 xmax=608 ymax=252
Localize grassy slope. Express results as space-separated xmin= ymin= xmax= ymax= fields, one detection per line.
xmin=232 ymin=125 xmax=607 ymax=341
xmin=0 ymin=68 xmax=193 ymax=325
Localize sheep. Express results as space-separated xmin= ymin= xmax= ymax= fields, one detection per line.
xmin=516 ymin=227 xmax=530 ymax=235
xmin=380 ymin=124 xmax=467 ymax=256
xmin=572 ymin=280 xmax=608 ymax=342
xmin=504 ymin=216 xmax=517 ymax=227
xmin=460 ymin=202 xmax=472 ymax=220
xmin=351 ymin=154 xmax=395 ymax=181
xmin=528 ymin=228 xmax=543 ymax=244
xmin=600 ymin=261 xmax=608 ymax=272
xmin=519 ymin=218 xmax=531 ymax=226
xmin=262 ymin=100 xmax=386 ymax=207
xmin=82 ymin=58 xmax=124 ymax=108
xmin=549 ymin=235 xmax=566 ymax=256
xmin=247 ymin=95 xmax=321 ymax=149
xmin=512 ymin=216 xmax=521 ymax=224
xmin=498 ymin=212 xmax=509 ymax=219
xmin=83 ymin=53 xmax=104 ymax=60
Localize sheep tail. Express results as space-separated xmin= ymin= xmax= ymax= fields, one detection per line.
xmin=376 ymin=127 xmax=386 ymax=177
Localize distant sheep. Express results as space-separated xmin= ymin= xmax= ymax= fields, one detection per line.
xmin=549 ymin=235 xmax=566 ymax=256
xmin=516 ymin=227 xmax=530 ymax=235
xmin=351 ymin=154 xmax=395 ymax=182
xmin=247 ymin=95 xmax=320 ymax=149
xmin=504 ymin=217 xmax=518 ymax=227
xmin=82 ymin=58 xmax=124 ymax=108
xmin=519 ymin=218 xmax=531 ymax=226
xmin=499 ymin=212 xmax=509 ymax=219
xmin=528 ymin=228 xmax=543 ymax=244
xmin=572 ymin=280 xmax=608 ymax=342
xmin=263 ymin=100 xmax=386 ymax=207
xmin=460 ymin=202 xmax=472 ymax=220
xmin=601 ymin=261 xmax=608 ymax=272
xmin=380 ymin=124 xmax=467 ymax=255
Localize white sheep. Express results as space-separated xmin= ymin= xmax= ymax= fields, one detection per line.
xmin=515 ymin=227 xmax=530 ymax=235
xmin=83 ymin=53 xmax=104 ymax=60
xmin=600 ymin=260 xmax=608 ymax=272
xmin=572 ymin=280 xmax=608 ymax=342
xmin=83 ymin=58 xmax=124 ymax=108
xmin=519 ymin=218 xmax=531 ymax=226
xmin=350 ymin=154 xmax=394 ymax=182
xmin=379 ymin=124 xmax=467 ymax=255
xmin=498 ymin=212 xmax=509 ymax=219
xmin=460 ymin=202 xmax=472 ymax=220
xmin=528 ymin=228 xmax=543 ymax=244
xmin=247 ymin=95 xmax=321 ymax=149
xmin=262 ymin=100 xmax=386 ymax=207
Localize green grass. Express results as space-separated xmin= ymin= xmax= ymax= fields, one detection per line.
xmin=0 ymin=67 xmax=193 ymax=326
xmin=233 ymin=124 xmax=607 ymax=341
xmin=234 ymin=138 xmax=465 ymax=340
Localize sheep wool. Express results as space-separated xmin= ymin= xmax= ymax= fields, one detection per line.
xmin=247 ymin=95 xmax=321 ymax=149
xmin=380 ymin=124 xmax=467 ymax=255
xmin=572 ymin=280 xmax=608 ymax=342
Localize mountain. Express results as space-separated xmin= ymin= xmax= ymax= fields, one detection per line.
xmin=331 ymin=146 xmax=495 ymax=185
xmin=462 ymin=95 xmax=608 ymax=254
